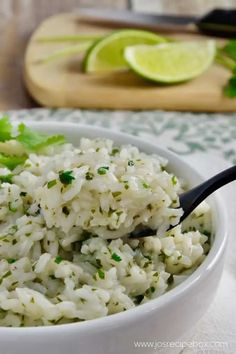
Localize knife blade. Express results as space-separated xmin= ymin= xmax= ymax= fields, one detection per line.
xmin=78 ymin=8 xmax=236 ymax=37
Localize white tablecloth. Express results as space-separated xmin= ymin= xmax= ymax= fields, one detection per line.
xmin=4 ymin=108 xmax=236 ymax=353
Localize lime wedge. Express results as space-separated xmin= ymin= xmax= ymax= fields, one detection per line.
xmin=124 ymin=41 xmax=216 ymax=83
xmin=84 ymin=29 xmax=166 ymax=72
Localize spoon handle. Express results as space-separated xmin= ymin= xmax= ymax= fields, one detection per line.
xmin=179 ymin=165 xmax=236 ymax=222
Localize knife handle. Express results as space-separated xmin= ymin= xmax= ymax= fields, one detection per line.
xmin=197 ymin=9 xmax=236 ymax=38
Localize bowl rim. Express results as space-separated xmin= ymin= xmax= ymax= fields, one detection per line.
xmin=0 ymin=121 xmax=227 ymax=335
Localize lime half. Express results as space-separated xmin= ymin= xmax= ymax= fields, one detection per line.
xmin=124 ymin=41 xmax=216 ymax=83
xmin=84 ymin=29 xmax=166 ymax=72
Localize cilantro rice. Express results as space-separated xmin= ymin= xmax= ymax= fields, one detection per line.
xmin=0 ymin=118 xmax=211 ymax=327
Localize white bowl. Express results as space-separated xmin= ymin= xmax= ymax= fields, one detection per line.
xmin=0 ymin=122 xmax=227 ymax=354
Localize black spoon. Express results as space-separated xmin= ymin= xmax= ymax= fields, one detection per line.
xmin=131 ymin=165 xmax=236 ymax=238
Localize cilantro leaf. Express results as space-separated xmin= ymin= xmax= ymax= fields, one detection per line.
xmin=54 ymin=256 xmax=63 ymax=264
xmin=0 ymin=116 xmax=12 ymax=142
xmin=97 ymin=166 xmax=109 ymax=175
xmin=224 ymin=40 xmax=236 ymax=61
xmin=59 ymin=170 xmax=75 ymax=185
xmin=7 ymin=258 xmax=16 ymax=264
xmin=47 ymin=180 xmax=57 ymax=189
xmin=97 ymin=269 xmax=105 ymax=279
xmin=0 ymin=154 xmax=27 ymax=170
xmin=17 ymin=123 xmax=65 ymax=152
xmin=111 ymin=253 xmax=122 ymax=262
xmin=0 ymin=174 xmax=13 ymax=183
xmin=171 ymin=175 xmax=177 ymax=185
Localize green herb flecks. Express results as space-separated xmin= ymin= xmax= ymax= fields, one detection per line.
xmin=59 ymin=170 xmax=75 ymax=185
xmin=20 ymin=191 xmax=27 ymax=197
xmin=111 ymin=148 xmax=120 ymax=156
xmin=142 ymin=181 xmax=150 ymax=189
xmin=85 ymin=172 xmax=94 ymax=180
xmin=7 ymin=258 xmax=16 ymax=264
xmin=97 ymin=269 xmax=105 ymax=279
xmin=111 ymin=252 xmax=122 ymax=262
xmin=47 ymin=180 xmax=57 ymax=189
xmin=171 ymin=175 xmax=177 ymax=185
xmin=97 ymin=166 xmax=109 ymax=175
xmin=62 ymin=206 xmax=70 ymax=216
xmin=112 ymin=191 xmax=121 ymax=198
xmin=55 ymin=256 xmax=63 ymax=264
xmin=128 ymin=160 xmax=134 ymax=166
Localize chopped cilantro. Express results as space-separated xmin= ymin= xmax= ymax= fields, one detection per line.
xmin=97 ymin=269 xmax=105 ymax=279
xmin=20 ymin=191 xmax=27 ymax=197
xmin=47 ymin=179 xmax=57 ymax=189
xmin=171 ymin=176 xmax=177 ymax=185
xmin=128 ymin=160 xmax=134 ymax=166
xmin=111 ymin=148 xmax=120 ymax=156
xmin=59 ymin=170 xmax=75 ymax=185
xmin=111 ymin=252 xmax=122 ymax=262
xmin=7 ymin=258 xmax=16 ymax=264
xmin=85 ymin=172 xmax=94 ymax=180
xmin=112 ymin=191 xmax=121 ymax=198
xmin=0 ymin=116 xmax=12 ymax=142
xmin=0 ymin=174 xmax=13 ymax=184
xmin=55 ymin=256 xmax=63 ymax=264
xmin=62 ymin=206 xmax=70 ymax=216
xmin=97 ymin=166 xmax=109 ymax=175
xmin=17 ymin=123 xmax=65 ymax=152
xmin=142 ymin=181 xmax=150 ymax=189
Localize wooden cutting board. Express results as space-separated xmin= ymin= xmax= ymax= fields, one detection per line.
xmin=24 ymin=13 xmax=236 ymax=112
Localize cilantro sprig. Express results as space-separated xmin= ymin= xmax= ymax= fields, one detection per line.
xmin=217 ymin=40 xmax=236 ymax=98
xmin=17 ymin=123 xmax=65 ymax=152
xmin=0 ymin=117 xmax=67 ymax=170
xmin=0 ymin=116 xmax=12 ymax=142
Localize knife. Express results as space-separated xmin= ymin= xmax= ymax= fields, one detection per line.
xmin=78 ymin=8 xmax=236 ymax=38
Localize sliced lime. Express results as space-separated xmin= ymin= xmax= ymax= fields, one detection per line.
xmin=84 ymin=29 xmax=166 ymax=72
xmin=124 ymin=41 xmax=216 ymax=83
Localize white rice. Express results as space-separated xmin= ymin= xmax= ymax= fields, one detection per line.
xmin=0 ymin=138 xmax=211 ymax=327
